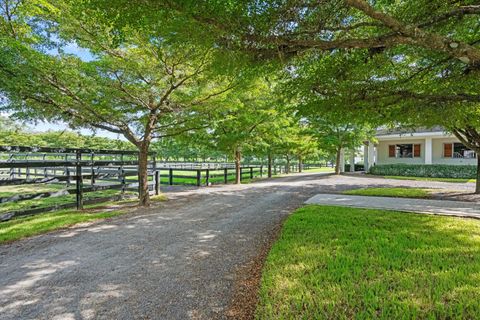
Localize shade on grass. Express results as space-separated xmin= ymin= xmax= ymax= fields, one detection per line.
xmin=0 ymin=183 xmax=64 ymax=198
xmin=343 ymin=187 xmax=431 ymax=198
xmin=384 ymin=176 xmax=476 ymax=183
xmin=301 ymin=167 xmax=335 ymax=173
xmin=0 ymin=208 xmax=126 ymax=243
xmin=256 ymin=205 xmax=480 ymax=319
xmin=0 ymin=189 xmax=132 ymax=214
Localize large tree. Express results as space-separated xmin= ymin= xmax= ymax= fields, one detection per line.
xmin=208 ymin=79 xmax=281 ymax=184
xmin=0 ymin=0 xmax=235 ymax=205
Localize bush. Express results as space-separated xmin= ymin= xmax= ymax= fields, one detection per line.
xmin=344 ymin=163 xmax=365 ymax=172
xmin=370 ymin=164 xmax=477 ymax=179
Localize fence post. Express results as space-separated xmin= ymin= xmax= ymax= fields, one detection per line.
xmin=119 ymin=167 xmax=126 ymax=197
xmin=169 ymin=168 xmax=173 ymax=185
xmin=90 ymin=153 xmax=95 ymax=186
xmin=206 ymin=169 xmax=210 ymax=186
xmin=250 ymin=167 xmax=253 ymax=179
xmin=43 ymin=154 xmax=47 ymax=178
xmin=224 ymin=168 xmax=228 ymax=184
xmin=196 ymin=170 xmax=201 ymax=186
xmin=8 ymin=154 xmax=14 ymax=179
xmin=66 ymin=167 xmax=70 ymax=187
xmin=240 ymin=167 xmax=243 ymax=181
xmin=153 ymin=155 xmax=159 ymax=195
xmin=76 ymin=150 xmax=83 ymax=210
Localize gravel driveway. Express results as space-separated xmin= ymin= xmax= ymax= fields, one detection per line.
xmin=0 ymin=173 xmax=475 ymax=320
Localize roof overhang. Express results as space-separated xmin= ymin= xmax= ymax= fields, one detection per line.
xmin=376 ymin=131 xmax=454 ymax=140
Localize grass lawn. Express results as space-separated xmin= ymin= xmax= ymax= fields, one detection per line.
xmin=0 ymin=193 xmax=167 ymax=244
xmin=301 ymin=167 xmax=335 ymax=173
xmin=0 ymin=183 xmax=64 ymax=198
xmin=0 ymin=206 xmax=126 ymax=243
xmin=383 ymin=175 xmax=476 ymax=183
xmin=343 ymin=187 xmax=432 ymax=198
xmin=256 ymin=205 xmax=480 ymax=319
xmin=0 ymin=189 xmax=132 ymax=214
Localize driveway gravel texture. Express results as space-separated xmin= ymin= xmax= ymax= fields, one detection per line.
xmin=0 ymin=173 xmax=476 ymax=320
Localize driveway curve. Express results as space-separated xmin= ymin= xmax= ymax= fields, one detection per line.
xmin=0 ymin=172 xmax=334 ymax=320
xmin=0 ymin=172 xmax=475 ymax=319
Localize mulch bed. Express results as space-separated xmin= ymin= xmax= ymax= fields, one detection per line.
xmin=225 ymin=222 xmax=285 ymax=319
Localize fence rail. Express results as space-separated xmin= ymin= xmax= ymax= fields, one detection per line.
xmin=0 ymin=145 xmax=326 ymax=221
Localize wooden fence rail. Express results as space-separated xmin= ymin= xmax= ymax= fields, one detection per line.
xmin=0 ymin=145 xmax=327 ymax=221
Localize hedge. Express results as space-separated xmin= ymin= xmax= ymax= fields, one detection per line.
xmin=369 ymin=164 xmax=477 ymax=179
xmin=344 ymin=164 xmax=365 ymax=172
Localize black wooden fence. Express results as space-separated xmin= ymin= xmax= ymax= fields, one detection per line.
xmin=1 ymin=146 xmax=319 ymax=220
xmin=0 ymin=146 xmax=156 ymax=220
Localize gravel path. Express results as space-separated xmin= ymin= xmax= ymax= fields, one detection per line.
xmin=0 ymin=172 xmax=476 ymax=320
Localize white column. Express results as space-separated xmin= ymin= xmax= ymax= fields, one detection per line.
xmin=425 ymin=137 xmax=433 ymax=164
xmin=367 ymin=142 xmax=375 ymax=171
xmin=363 ymin=143 xmax=369 ymax=172
xmin=350 ymin=152 xmax=355 ymax=172
xmin=339 ymin=148 xmax=345 ymax=173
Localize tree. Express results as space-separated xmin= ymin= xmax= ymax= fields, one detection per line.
xmin=167 ymin=0 xmax=480 ymax=66
xmin=0 ymin=0 xmax=234 ymax=205
xmin=209 ymin=80 xmax=280 ymax=184
xmin=307 ymin=114 xmax=373 ymax=175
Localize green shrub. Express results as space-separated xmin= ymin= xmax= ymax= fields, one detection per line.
xmin=344 ymin=163 xmax=364 ymax=172
xmin=370 ymin=164 xmax=477 ymax=179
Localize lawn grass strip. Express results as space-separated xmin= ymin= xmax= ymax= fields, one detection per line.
xmin=256 ymin=205 xmax=480 ymax=319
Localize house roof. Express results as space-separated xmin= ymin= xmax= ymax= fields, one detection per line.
xmin=376 ymin=126 xmax=446 ymax=137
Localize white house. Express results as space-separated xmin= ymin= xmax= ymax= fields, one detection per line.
xmin=364 ymin=127 xmax=477 ymax=171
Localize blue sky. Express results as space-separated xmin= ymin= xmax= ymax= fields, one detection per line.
xmin=1 ymin=41 xmax=123 ymax=139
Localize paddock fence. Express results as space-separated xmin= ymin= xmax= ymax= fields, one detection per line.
xmin=0 ymin=146 xmax=324 ymax=220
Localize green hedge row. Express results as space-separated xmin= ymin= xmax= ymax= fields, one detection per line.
xmin=344 ymin=164 xmax=365 ymax=172
xmin=370 ymin=164 xmax=477 ymax=179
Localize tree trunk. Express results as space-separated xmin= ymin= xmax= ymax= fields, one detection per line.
xmin=335 ymin=148 xmax=341 ymax=175
xmin=298 ymin=155 xmax=303 ymax=173
xmin=138 ymin=142 xmax=151 ymax=206
xmin=267 ymin=153 xmax=272 ymax=178
xmin=286 ymin=155 xmax=290 ymax=174
xmin=235 ymin=149 xmax=241 ymax=184
xmin=476 ymin=156 xmax=480 ymax=194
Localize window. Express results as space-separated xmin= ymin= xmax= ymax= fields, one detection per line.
xmin=444 ymin=143 xmax=476 ymax=158
xmin=388 ymin=144 xmax=421 ymax=158
xmin=396 ymin=144 xmax=413 ymax=158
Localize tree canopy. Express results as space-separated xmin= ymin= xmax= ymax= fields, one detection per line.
xmin=1 ymin=0 xmax=480 ymax=199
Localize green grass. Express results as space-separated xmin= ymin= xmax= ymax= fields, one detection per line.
xmin=0 ymin=183 xmax=64 ymax=197
xmin=383 ymin=175 xmax=476 ymax=183
xmin=343 ymin=187 xmax=432 ymax=198
xmin=302 ymin=167 xmax=335 ymax=173
xmin=256 ymin=205 xmax=480 ymax=319
xmin=0 ymin=189 xmax=133 ymax=214
xmin=0 ymin=206 xmax=126 ymax=243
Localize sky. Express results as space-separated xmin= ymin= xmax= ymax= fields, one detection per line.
xmin=1 ymin=40 xmax=123 ymax=139
xmin=0 ymin=110 xmax=123 ymax=139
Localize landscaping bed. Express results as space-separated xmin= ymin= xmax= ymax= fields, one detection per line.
xmin=256 ymin=205 xmax=480 ymax=319
xmin=370 ymin=164 xmax=477 ymax=179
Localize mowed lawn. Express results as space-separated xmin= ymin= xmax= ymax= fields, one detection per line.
xmin=343 ymin=187 xmax=432 ymax=198
xmin=0 ymin=208 xmax=125 ymax=243
xmin=256 ymin=205 xmax=480 ymax=319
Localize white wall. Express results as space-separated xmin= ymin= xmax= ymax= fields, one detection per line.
xmin=432 ymin=137 xmax=477 ymax=165
xmin=376 ymin=137 xmax=477 ymax=165
xmin=376 ymin=139 xmax=425 ymax=165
